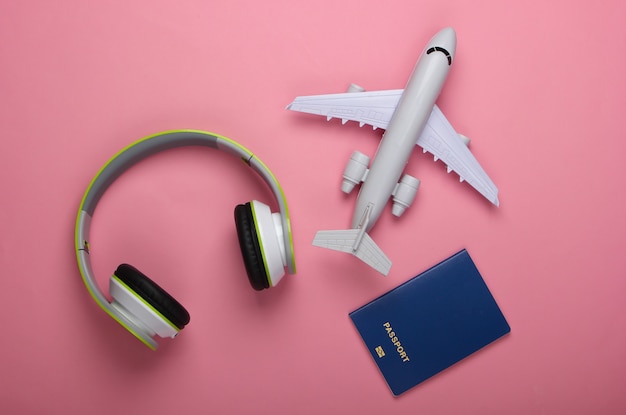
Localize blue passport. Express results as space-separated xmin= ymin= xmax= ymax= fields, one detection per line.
xmin=349 ymin=249 xmax=510 ymax=396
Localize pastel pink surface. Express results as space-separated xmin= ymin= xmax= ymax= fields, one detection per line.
xmin=1 ymin=1 xmax=625 ymax=414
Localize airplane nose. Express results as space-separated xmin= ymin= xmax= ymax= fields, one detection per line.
xmin=427 ymin=27 xmax=457 ymax=60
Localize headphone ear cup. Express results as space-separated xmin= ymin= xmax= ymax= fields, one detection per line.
xmin=235 ymin=200 xmax=287 ymax=290
xmin=234 ymin=203 xmax=271 ymax=290
xmin=111 ymin=264 xmax=190 ymax=338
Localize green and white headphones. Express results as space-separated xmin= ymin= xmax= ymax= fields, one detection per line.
xmin=75 ymin=130 xmax=296 ymax=349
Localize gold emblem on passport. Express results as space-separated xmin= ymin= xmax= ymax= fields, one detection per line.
xmin=375 ymin=346 xmax=385 ymax=358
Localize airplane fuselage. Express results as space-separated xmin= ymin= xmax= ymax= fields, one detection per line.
xmin=352 ymin=27 xmax=457 ymax=231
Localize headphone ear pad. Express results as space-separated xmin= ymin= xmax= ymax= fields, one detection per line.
xmin=234 ymin=203 xmax=270 ymax=290
xmin=113 ymin=264 xmax=190 ymax=330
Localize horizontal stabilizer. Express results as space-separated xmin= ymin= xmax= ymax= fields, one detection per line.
xmin=313 ymin=229 xmax=392 ymax=276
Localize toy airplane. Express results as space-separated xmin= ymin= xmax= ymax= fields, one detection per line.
xmin=287 ymin=27 xmax=499 ymax=276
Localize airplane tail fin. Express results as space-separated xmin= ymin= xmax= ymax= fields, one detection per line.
xmin=312 ymin=229 xmax=392 ymax=276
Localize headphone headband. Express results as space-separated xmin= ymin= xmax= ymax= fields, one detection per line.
xmin=75 ymin=130 xmax=296 ymax=349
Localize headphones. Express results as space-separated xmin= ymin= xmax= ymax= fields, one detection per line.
xmin=75 ymin=130 xmax=296 ymax=350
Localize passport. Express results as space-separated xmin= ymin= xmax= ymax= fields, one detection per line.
xmin=349 ymin=249 xmax=510 ymax=396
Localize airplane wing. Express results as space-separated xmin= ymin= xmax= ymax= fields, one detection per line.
xmin=287 ymin=89 xmax=499 ymax=206
xmin=419 ymin=105 xmax=499 ymax=206
xmin=313 ymin=229 xmax=392 ymax=276
xmin=287 ymin=89 xmax=403 ymax=130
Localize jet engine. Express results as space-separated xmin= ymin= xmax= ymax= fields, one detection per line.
xmin=392 ymin=174 xmax=420 ymax=217
xmin=341 ymin=151 xmax=370 ymax=194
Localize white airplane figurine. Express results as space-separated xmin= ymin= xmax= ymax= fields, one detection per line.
xmin=287 ymin=27 xmax=499 ymax=276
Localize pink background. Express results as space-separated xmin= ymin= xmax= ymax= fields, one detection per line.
xmin=1 ymin=1 xmax=625 ymax=413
